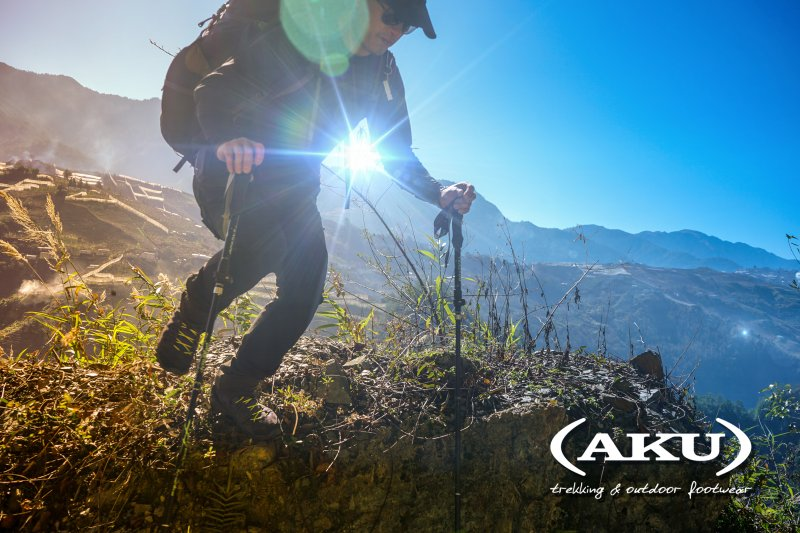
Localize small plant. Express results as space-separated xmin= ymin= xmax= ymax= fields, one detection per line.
xmin=717 ymin=383 xmax=800 ymax=532
xmin=129 ymin=266 xmax=180 ymax=338
xmin=0 ymin=191 xmax=179 ymax=366
xmin=316 ymin=269 xmax=375 ymax=348
xmin=0 ymin=191 xmax=180 ymax=366
xmin=275 ymin=385 xmax=323 ymax=436
xmin=218 ymin=292 xmax=261 ymax=337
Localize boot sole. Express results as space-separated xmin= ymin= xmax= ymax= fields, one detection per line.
xmin=211 ymin=411 xmax=283 ymax=441
xmin=209 ymin=388 xmax=282 ymax=440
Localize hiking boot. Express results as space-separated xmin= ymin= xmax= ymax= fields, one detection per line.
xmin=210 ymin=371 xmax=282 ymax=439
xmin=155 ymin=310 xmax=203 ymax=375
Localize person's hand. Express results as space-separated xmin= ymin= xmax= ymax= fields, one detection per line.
xmin=439 ymin=182 xmax=477 ymax=215
xmin=216 ymin=137 xmax=265 ymax=174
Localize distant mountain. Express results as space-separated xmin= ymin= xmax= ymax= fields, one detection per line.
xmin=317 ymin=169 xmax=797 ymax=272
xmin=572 ymin=225 xmax=792 ymax=271
xmin=1 ymin=61 xmax=795 ymax=272
xmin=0 ymin=62 xmax=185 ymax=186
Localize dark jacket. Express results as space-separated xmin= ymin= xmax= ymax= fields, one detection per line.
xmin=193 ymin=24 xmax=443 ymax=206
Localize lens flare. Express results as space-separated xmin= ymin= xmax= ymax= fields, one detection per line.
xmin=280 ymin=0 xmax=369 ymax=76
xmin=345 ymin=134 xmax=381 ymax=173
xmin=327 ymin=120 xmax=382 ymax=174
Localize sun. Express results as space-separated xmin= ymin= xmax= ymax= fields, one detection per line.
xmin=345 ymin=136 xmax=381 ymax=172
xmin=320 ymin=119 xmax=384 ymax=210
xmin=343 ymin=122 xmax=381 ymax=173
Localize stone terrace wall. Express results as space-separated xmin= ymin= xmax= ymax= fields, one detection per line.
xmin=157 ymin=405 xmax=728 ymax=532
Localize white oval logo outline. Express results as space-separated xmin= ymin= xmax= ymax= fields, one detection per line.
xmin=715 ymin=418 xmax=751 ymax=476
xmin=550 ymin=417 xmax=751 ymax=477
xmin=550 ymin=417 xmax=588 ymax=476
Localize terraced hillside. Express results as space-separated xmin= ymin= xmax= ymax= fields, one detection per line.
xmin=0 ymin=163 xmax=219 ymax=354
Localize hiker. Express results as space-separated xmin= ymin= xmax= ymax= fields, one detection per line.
xmin=156 ymin=0 xmax=477 ymax=437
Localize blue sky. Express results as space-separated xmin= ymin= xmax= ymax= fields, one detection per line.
xmin=2 ymin=0 xmax=798 ymax=259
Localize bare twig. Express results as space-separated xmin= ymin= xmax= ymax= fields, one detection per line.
xmin=149 ymin=39 xmax=176 ymax=57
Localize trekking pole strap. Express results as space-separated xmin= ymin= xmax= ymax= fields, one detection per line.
xmin=434 ymin=206 xmax=463 ymax=269
xmin=221 ymin=172 xmax=251 ymax=235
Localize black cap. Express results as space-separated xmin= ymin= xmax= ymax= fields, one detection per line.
xmin=389 ymin=0 xmax=437 ymax=39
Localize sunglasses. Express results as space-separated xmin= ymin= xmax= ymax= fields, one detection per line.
xmin=377 ymin=0 xmax=418 ymax=35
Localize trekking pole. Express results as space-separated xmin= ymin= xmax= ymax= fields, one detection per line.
xmin=163 ymin=172 xmax=251 ymax=527
xmin=344 ymin=165 xmax=352 ymax=209
xmin=452 ymin=211 xmax=464 ymax=533
xmin=434 ymin=206 xmax=465 ymax=532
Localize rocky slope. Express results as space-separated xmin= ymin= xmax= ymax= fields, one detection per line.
xmin=0 ymin=338 xmax=733 ymax=531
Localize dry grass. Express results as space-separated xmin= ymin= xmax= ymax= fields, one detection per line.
xmin=0 ymin=190 xmax=54 ymax=254
xmin=0 ymin=356 xmax=191 ymax=530
xmin=0 ymin=239 xmax=26 ymax=263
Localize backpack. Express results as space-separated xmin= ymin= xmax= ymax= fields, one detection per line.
xmin=160 ymin=0 xmax=284 ymax=172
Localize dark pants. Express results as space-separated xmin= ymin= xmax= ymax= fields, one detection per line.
xmin=183 ymin=152 xmax=328 ymax=381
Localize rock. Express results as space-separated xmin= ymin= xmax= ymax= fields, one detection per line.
xmin=230 ymin=444 xmax=280 ymax=471
xmin=313 ymin=359 xmax=352 ymax=406
xmin=602 ymin=393 xmax=638 ymax=412
xmin=611 ymin=377 xmax=635 ymax=395
xmin=630 ymin=350 xmax=665 ymax=383
xmin=343 ymin=355 xmax=368 ymax=367
xmin=638 ymin=386 xmax=664 ymax=404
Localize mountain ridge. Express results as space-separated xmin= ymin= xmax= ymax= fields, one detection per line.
xmin=0 ymin=61 xmax=178 ymax=185
xmin=319 ymin=170 xmax=796 ymax=272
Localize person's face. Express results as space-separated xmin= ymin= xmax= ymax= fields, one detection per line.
xmin=355 ymin=0 xmax=408 ymax=56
